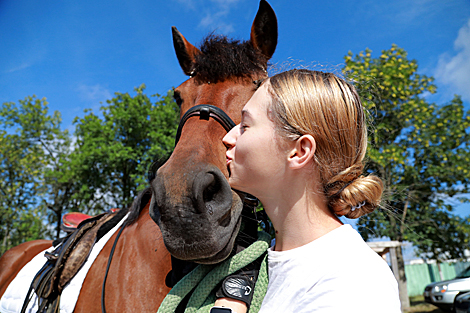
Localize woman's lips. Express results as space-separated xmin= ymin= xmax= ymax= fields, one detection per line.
xmin=226 ymin=155 xmax=232 ymax=176
xmin=225 ymin=153 xmax=232 ymax=165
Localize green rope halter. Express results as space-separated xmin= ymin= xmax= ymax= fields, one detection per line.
xmin=157 ymin=232 xmax=271 ymax=313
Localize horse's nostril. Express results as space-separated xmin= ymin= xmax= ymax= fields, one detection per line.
xmin=203 ymin=174 xmax=217 ymax=203
xmin=193 ymin=168 xmax=232 ymax=214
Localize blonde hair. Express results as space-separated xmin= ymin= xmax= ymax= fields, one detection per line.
xmin=268 ymin=69 xmax=383 ymax=219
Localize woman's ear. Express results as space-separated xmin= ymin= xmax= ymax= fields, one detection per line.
xmin=287 ymin=135 xmax=316 ymax=170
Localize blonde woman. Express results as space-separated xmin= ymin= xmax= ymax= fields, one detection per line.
xmin=217 ymin=69 xmax=400 ymax=312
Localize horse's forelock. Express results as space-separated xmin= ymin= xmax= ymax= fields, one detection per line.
xmin=194 ymin=35 xmax=267 ymax=83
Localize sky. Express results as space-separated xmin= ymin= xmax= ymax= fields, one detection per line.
xmin=1 ymin=0 xmax=470 ymax=256
xmin=2 ymin=0 xmax=469 ymax=124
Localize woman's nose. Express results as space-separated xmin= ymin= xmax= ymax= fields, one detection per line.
xmin=222 ymin=124 xmax=239 ymax=148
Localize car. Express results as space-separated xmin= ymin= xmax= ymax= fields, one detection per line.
xmin=454 ymin=291 xmax=470 ymax=313
xmin=424 ymin=266 xmax=470 ymax=312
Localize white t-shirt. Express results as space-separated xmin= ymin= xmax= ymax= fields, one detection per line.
xmin=258 ymin=225 xmax=401 ymax=313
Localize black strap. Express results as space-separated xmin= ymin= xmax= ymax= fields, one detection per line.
xmin=175 ymin=104 xmax=236 ymax=146
xmin=101 ymin=225 xmax=125 ymax=313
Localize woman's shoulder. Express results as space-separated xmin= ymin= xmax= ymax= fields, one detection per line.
xmin=306 ymin=225 xmax=397 ymax=283
xmin=268 ymin=225 xmax=393 ymax=276
xmin=263 ymin=225 xmax=401 ymax=312
xmin=332 ymin=226 xmax=395 ymax=271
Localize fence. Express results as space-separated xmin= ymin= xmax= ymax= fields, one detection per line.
xmin=405 ymin=261 xmax=470 ymax=297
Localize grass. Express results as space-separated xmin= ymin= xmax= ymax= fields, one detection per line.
xmin=404 ymin=296 xmax=447 ymax=313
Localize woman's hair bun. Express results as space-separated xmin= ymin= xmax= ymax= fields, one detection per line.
xmin=326 ymin=170 xmax=383 ymax=219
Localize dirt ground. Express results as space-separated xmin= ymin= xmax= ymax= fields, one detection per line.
xmin=405 ymin=296 xmax=447 ymax=313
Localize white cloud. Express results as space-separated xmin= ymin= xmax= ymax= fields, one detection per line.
xmin=435 ymin=18 xmax=470 ymax=102
xmin=6 ymin=63 xmax=31 ymax=73
xmin=174 ymin=0 xmax=197 ymax=11
xmin=199 ymin=11 xmax=234 ymax=34
xmin=173 ymin=0 xmax=242 ymax=34
xmin=394 ymin=0 xmax=441 ymax=23
xmin=77 ymin=84 xmax=112 ymax=106
xmin=179 ymin=0 xmax=240 ymax=34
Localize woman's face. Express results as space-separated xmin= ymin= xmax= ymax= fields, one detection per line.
xmin=223 ymin=82 xmax=290 ymax=198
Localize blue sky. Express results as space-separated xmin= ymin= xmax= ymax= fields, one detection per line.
xmin=1 ymin=1 xmax=470 ymax=225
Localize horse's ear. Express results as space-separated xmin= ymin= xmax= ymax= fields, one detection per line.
xmin=250 ymin=0 xmax=278 ymax=60
xmin=172 ymin=26 xmax=201 ymax=76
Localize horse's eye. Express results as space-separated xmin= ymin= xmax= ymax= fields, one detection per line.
xmin=253 ymin=79 xmax=264 ymax=89
xmin=147 ymin=161 xmax=158 ymax=183
xmin=173 ymin=91 xmax=183 ymax=107
xmin=147 ymin=155 xmax=170 ymax=183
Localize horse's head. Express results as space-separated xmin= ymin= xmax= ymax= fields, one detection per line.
xmin=150 ymin=0 xmax=277 ymax=264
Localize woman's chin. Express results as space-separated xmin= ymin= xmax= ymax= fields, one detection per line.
xmin=228 ymin=177 xmax=243 ymax=190
xmin=229 ymin=181 xmax=256 ymax=198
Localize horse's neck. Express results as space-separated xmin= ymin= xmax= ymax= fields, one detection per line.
xmin=125 ymin=202 xmax=167 ymax=249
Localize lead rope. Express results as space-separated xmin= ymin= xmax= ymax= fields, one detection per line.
xmin=156 ymin=231 xmax=271 ymax=313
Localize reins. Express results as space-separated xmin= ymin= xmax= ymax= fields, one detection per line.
xmin=101 ymin=224 xmax=126 ymax=313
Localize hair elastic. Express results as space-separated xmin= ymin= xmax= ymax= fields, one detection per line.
xmin=351 ymin=201 xmax=366 ymax=212
xmin=326 ymin=180 xmax=353 ymax=199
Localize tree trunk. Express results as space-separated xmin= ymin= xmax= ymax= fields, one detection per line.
xmin=1 ymin=227 xmax=10 ymax=255
xmin=437 ymin=262 xmax=444 ymax=281
xmin=56 ymin=208 xmax=62 ymax=240
xmin=396 ymin=245 xmax=410 ymax=311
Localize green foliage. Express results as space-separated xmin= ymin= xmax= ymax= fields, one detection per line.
xmin=72 ymin=85 xmax=179 ymax=210
xmin=0 ymin=96 xmax=62 ymax=253
xmin=1 ymin=86 xmax=179 ymax=250
xmin=344 ymin=44 xmax=470 ymax=262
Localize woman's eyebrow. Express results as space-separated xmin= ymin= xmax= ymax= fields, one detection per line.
xmin=241 ymin=109 xmax=252 ymax=121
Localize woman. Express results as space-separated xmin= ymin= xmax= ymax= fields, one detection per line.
xmin=215 ymin=69 xmax=401 ymax=312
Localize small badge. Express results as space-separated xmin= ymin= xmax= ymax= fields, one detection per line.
xmin=224 ymin=277 xmax=252 ymax=298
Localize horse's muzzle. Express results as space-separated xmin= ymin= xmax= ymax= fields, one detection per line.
xmin=150 ymin=163 xmax=243 ymax=263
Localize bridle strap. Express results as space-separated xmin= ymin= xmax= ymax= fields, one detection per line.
xmin=175 ymin=104 xmax=236 ymax=146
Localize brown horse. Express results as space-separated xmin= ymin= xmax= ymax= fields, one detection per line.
xmin=150 ymin=1 xmax=277 ymax=265
xmin=0 ymin=1 xmax=277 ymax=312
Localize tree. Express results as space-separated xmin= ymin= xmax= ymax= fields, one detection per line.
xmin=0 ymin=86 xmax=179 ymax=249
xmin=40 ymin=120 xmax=76 ymax=240
xmin=343 ymin=44 xmax=470 ymax=308
xmin=0 ymin=96 xmax=72 ymax=251
xmin=72 ymin=85 xmax=179 ymax=211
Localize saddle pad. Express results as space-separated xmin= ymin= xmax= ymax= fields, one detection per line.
xmin=0 ymin=213 xmax=129 ymax=313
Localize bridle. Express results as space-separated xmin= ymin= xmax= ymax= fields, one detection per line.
xmin=174 ymin=104 xmax=236 ymax=145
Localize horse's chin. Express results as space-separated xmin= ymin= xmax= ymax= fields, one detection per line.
xmin=190 ymin=217 xmax=242 ymax=264
xmin=153 ymin=191 xmax=244 ymax=264
xmin=159 ymin=218 xmax=242 ymax=264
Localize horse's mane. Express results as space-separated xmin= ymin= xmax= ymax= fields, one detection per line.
xmin=193 ymin=34 xmax=268 ymax=83
xmin=123 ymin=187 xmax=152 ymax=226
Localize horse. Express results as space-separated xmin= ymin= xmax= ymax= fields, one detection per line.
xmin=0 ymin=1 xmax=277 ymax=311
